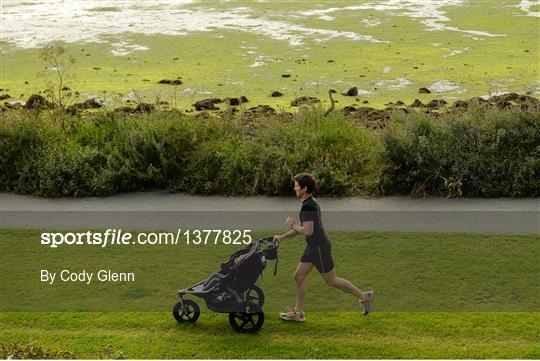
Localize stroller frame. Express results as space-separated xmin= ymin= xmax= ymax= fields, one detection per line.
xmin=173 ymin=236 xmax=278 ymax=333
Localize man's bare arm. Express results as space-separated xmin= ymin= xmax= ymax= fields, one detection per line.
xmin=280 ymin=228 xmax=299 ymax=239
xmin=289 ymin=220 xmax=313 ymax=237
xmin=275 ymin=217 xmax=315 ymax=243
xmin=274 ymin=229 xmax=298 ymax=243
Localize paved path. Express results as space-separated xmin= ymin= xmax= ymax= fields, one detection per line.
xmin=1 ymin=192 xmax=538 ymax=234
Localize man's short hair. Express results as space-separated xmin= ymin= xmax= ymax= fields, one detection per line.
xmin=294 ymin=173 xmax=316 ymax=193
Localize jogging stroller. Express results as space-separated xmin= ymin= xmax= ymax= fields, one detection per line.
xmin=173 ymin=236 xmax=279 ymax=333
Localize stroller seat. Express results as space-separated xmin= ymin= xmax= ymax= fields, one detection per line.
xmin=202 ymin=272 xmax=226 ymax=291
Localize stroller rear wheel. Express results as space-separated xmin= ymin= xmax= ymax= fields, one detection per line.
xmin=173 ymin=299 xmax=200 ymax=323
xmin=228 ymin=301 xmax=264 ymax=333
xmin=244 ymin=285 xmax=265 ymax=307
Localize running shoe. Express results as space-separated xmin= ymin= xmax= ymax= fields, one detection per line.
xmin=279 ymin=305 xmax=294 ymax=317
xmin=360 ymin=291 xmax=374 ymax=316
xmin=279 ymin=306 xmax=305 ymax=322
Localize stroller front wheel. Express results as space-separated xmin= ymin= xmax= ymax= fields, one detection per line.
xmin=229 ymin=301 xmax=264 ymax=333
xmin=173 ymin=299 xmax=200 ymax=323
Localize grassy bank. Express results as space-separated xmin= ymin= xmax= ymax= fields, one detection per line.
xmin=1 ymin=312 xmax=539 ymax=359
xmin=1 ymin=229 xmax=538 ymax=312
xmin=1 ymin=100 xmax=539 ymax=197
xmin=1 ymin=228 xmax=539 ymax=358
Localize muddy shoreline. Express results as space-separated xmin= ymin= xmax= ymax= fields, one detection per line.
xmin=3 ymin=91 xmax=538 ymax=131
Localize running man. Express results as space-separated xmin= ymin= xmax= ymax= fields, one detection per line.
xmin=273 ymin=173 xmax=374 ymax=321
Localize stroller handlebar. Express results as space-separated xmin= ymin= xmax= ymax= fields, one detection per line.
xmin=220 ymin=236 xmax=279 ymax=272
xmin=256 ymin=236 xmax=279 ymax=248
xmin=245 ymin=236 xmax=278 ymax=257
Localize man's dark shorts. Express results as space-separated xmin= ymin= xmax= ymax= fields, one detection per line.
xmin=300 ymin=243 xmax=334 ymax=273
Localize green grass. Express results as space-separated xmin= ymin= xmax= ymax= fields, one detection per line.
xmin=1 ymin=0 xmax=538 ymax=109
xmin=1 ymin=228 xmax=539 ymax=358
xmin=1 ymin=229 xmax=539 ymax=312
xmin=1 ymin=312 xmax=539 ymax=359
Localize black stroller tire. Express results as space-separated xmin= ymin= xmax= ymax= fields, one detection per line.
xmin=228 ymin=301 xmax=264 ymax=333
xmin=244 ymin=285 xmax=265 ymax=307
xmin=173 ymin=299 xmax=200 ymax=323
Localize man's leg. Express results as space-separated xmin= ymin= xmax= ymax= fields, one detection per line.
xmin=294 ymin=262 xmax=314 ymax=312
xmin=320 ymin=268 xmax=369 ymax=300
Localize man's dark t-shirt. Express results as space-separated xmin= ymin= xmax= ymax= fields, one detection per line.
xmin=299 ymin=196 xmax=330 ymax=248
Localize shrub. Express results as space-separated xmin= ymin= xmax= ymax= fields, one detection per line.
xmin=1 ymin=103 xmax=537 ymax=197
xmin=382 ymin=105 xmax=540 ymax=197
xmin=255 ymin=108 xmax=384 ymax=195
xmin=0 ymin=341 xmax=75 ymax=359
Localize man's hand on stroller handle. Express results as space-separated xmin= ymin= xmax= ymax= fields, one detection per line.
xmin=272 ymin=235 xmax=282 ymax=244
xmin=274 ymin=217 xmax=302 ymax=242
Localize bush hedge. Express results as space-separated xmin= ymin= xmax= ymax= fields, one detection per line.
xmin=382 ymin=106 xmax=540 ymax=197
xmin=1 ymin=103 xmax=538 ymax=197
xmin=0 ymin=107 xmax=383 ymax=196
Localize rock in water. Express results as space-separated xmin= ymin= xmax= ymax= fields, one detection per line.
xmin=66 ymin=98 xmax=103 ymax=114
xmin=410 ymin=99 xmax=424 ymax=107
xmin=291 ymin=96 xmax=320 ymax=106
xmin=452 ymin=100 xmax=468 ymax=110
xmin=343 ymin=87 xmax=358 ymax=96
xmin=135 ymin=103 xmax=156 ymax=113
xmin=247 ymin=104 xmax=275 ymax=115
xmin=427 ymin=99 xmax=447 ymax=108
xmin=193 ymin=98 xmax=222 ymax=111
xmin=228 ymin=97 xmax=240 ymax=106
xmin=25 ymin=94 xmax=52 ymax=110
xmin=158 ymin=79 xmax=182 ymax=85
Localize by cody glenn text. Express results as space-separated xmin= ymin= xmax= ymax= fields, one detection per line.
xmin=41 ymin=269 xmax=135 ymax=285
